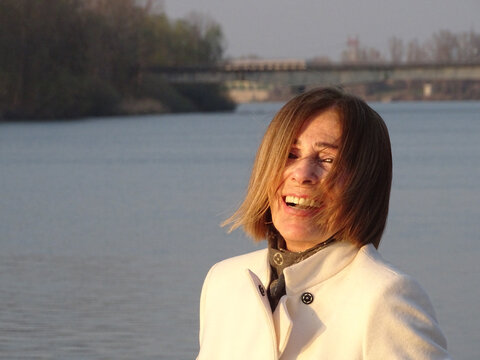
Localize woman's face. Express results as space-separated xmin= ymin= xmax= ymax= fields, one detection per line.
xmin=270 ymin=109 xmax=342 ymax=252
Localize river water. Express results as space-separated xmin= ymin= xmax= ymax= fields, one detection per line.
xmin=1 ymin=102 xmax=479 ymax=359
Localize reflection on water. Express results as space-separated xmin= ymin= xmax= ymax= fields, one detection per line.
xmin=1 ymin=102 xmax=479 ymax=359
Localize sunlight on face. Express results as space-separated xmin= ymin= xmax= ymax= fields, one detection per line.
xmin=270 ymin=109 xmax=341 ymax=252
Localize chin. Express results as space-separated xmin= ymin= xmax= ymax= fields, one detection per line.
xmin=278 ymin=228 xmax=325 ymax=250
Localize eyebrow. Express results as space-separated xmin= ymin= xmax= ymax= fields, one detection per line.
xmin=293 ymin=139 xmax=339 ymax=149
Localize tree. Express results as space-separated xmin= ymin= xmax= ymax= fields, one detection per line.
xmin=389 ymin=36 xmax=404 ymax=64
xmin=0 ymin=0 xmax=229 ymax=118
xmin=406 ymin=38 xmax=429 ymax=63
xmin=466 ymin=31 xmax=480 ymax=63
xmin=341 ymin=37 xmax=385 ymax=64
xmin=0 ymin=0 xmax=91 ymax=116
xmin=183 ymin=11 xmax=226 ymax=64
xmin=431 ymin=30 xmax=459 ymax=63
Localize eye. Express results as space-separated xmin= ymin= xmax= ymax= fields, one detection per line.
xmin=317 ymin=156 xmax=334 ymax=165
xmin=288 ymin=152 xmax=298 ymax=159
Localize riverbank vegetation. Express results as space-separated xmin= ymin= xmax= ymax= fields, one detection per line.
xmin=0 ymin=0 xmax=234 ymax=120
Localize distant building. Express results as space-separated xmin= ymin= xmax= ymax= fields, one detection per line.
xmin=344 ymin=36 xmax=360 ymax=63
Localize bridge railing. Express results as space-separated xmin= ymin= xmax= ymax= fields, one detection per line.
xmin=148 ymin=62 xmax=480 ymax=87
xmin=148 ymin=61 xmax=480 ymax=73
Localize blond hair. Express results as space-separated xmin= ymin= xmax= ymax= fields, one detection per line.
xmin=223 ymin=87 xmax=392 ymax=248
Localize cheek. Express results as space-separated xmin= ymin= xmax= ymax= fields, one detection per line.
xmin=270 ymin=185 xmax=288 ymax=225
xmin=270 ymin=188 xmax=283 ymax=216
xmin=278 ymin=166 xmax=290 ymax=184
xmin=271 ymin=169 xmax=289 ymax=200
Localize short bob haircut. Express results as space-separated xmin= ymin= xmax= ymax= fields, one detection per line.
xmin=224 ymin=87 xmax=392 ymax=249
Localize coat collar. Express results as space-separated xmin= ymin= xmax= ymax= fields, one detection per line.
xmin=283 ymin=240 xmax=359 ymax=294
xmin=245 ymin=240 xmax=360 ymax=359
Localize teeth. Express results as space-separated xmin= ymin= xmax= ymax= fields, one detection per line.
xmin=285 ymin=196 xmax=319 ymax=208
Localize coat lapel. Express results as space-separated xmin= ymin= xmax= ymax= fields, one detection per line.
xmin=273 ymin=296 xmax=293 ymax=356
xmin=245 ymin=252 xmax=295 ymax=359
xmin=246 ymin=269 xmax=279 ymax=359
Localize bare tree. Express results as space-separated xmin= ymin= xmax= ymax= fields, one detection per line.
xmin=469 ymin=31 xmax=480 ymax=62
xmin=340 ymin=37 xmax=385 ymax=64
xmin=138 ymin=0 xmax=164 ymax=13
xmin=182 ymin=11 xmax=226 ymax=64
xmin=364 ymin=47 xmax=385 ymax=64
xmin=456 ymin=30 xmax=480 ymax=63
xmin=431 ymin=30 xmax=459 ymax=63
xmin=406 ymin=38 xmax=429 ymax=63
xmin=389 ymin=36 xmax=404 ymax=64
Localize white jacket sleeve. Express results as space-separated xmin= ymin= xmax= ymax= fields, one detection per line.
xmin=363 ymin=274 xmax=451 ymax=359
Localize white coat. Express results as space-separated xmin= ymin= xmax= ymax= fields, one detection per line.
xmin=197 ymin=241 xmax=450 ymax=360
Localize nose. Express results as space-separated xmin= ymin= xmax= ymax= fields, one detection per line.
xmin=290 ymin=158 xmax=321 ymax=185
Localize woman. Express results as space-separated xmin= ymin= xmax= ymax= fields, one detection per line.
xmin=197 ymin=88 xmax=450 ymax=359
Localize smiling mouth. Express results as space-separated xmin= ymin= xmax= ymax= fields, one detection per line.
xmin=284 ymin=195 xmax=321 ymax=210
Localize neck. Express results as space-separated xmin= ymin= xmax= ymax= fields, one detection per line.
xmin=285 ymin=234 xmax=337 ymax=252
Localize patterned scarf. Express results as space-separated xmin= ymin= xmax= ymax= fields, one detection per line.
xmin=266 ymin=230 xmax=336 ymax=311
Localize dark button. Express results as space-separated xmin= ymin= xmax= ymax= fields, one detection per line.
xmin=258 ymin=285 xmax=265 ymax=296
xmin=301 ymin=292 xmax=314 ymax=304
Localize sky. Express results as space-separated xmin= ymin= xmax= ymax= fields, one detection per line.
xmin=162 ymin=0 xmax=480 ymax=61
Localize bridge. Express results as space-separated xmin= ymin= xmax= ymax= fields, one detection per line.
xmin=151 ymin=62 xmax=480 ymax=87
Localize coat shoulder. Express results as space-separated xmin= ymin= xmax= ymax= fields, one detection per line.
xmin=347 ymin=244 xmax=441 ymax=326
xmin=201 ymin=248 xmax=269 ymax=293
xmin=210 ymin=248 xmax=268 ymax=276
xmin=353 ymin=244 xmax=419 ymax=287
